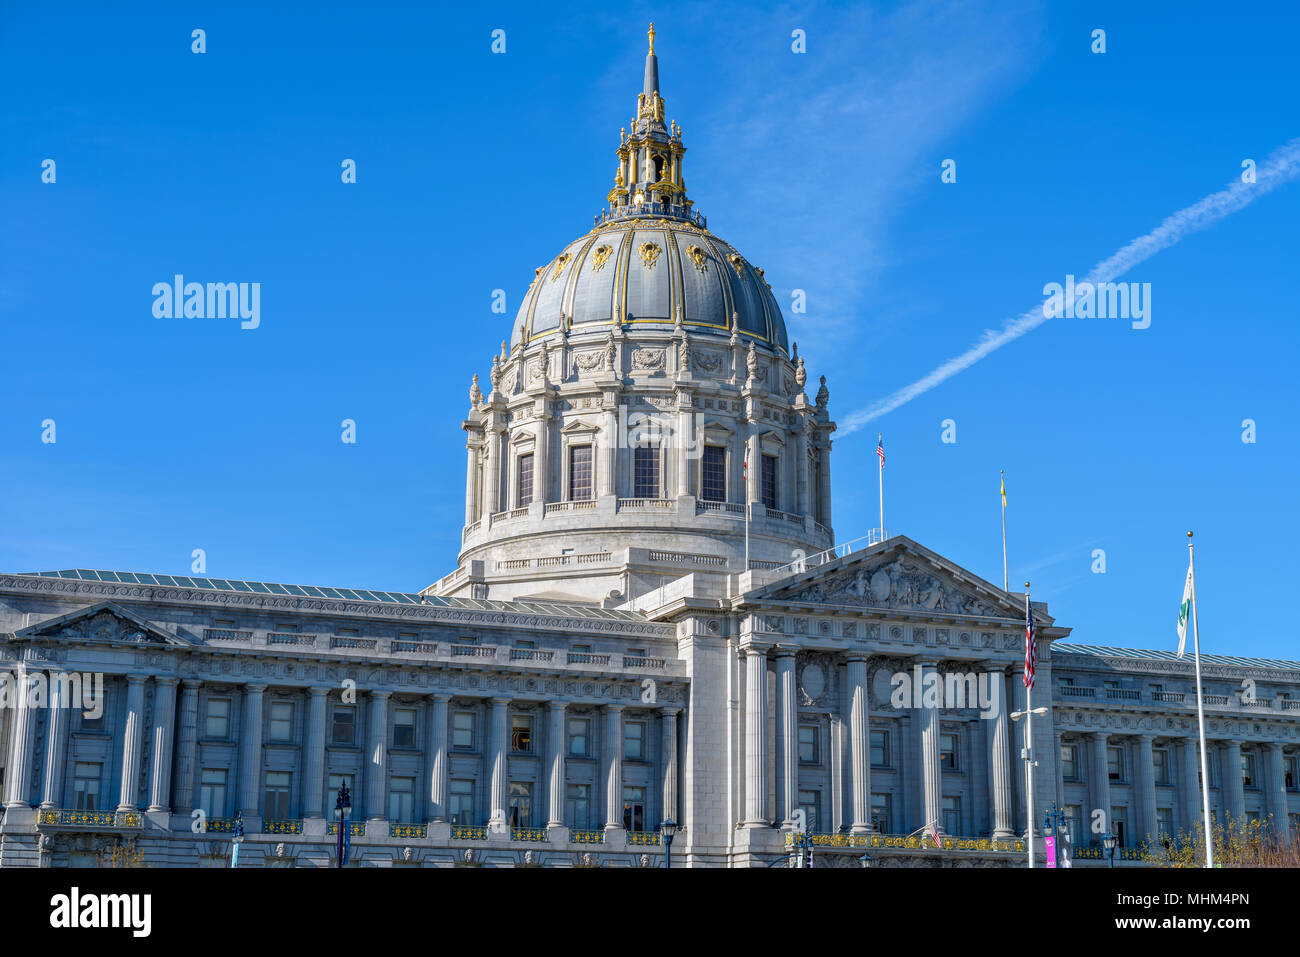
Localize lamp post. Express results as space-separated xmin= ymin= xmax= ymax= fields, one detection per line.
xmin=660 ymin=818 xmax=677 ymax=869
xmin=335 ymin=783 xmax=351 ymax=868
xmin=1042 ymin=803 xmax=1065 ymax=868
xmin=231 ymin=810 xmax=244 ymax=868
xmin=1010 ymin=705 xmax=1048 ymax=867
xmin=1103 ymin=832 xmax=1117 ymax=869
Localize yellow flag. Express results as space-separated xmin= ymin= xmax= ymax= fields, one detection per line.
xmin=1000 ymin=472 xmax=1006 ymax=507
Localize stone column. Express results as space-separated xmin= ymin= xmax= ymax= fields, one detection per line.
xmin=676 ymin=406 xmax=691 ymax=498
xmin=846 ymin=654 xmax=871 ymax=834
xmin=745 ymin=427 xmax=760 ymax=506
xmin=816 ymin=441 xmax=833 ymax=529
xmin=427 ymin=694 xmax=450 ymax=822
xmin=464 ymin=439 xmax=481 ymax=524
xmin=603 ymin=704 xmax=624 ymax=830
xmin=1090 ymin=732 xmax=1111 ymax=846
xmin=1137 ymin=734 xmax=1158 ymax=843
xmin=365 ymin=690 xmax=390 ymax=820
xmin=486 ymin=428 xmax=504 ymax=514
xmin=117 ymin=674 xmax=147 ymax=812
xmin=547 ymin=700 xmax=566 ymax=827
xmin=742 ymin=646 xmax=768 ymax=826
xmin=2 ymin=670 xmax=36 ymax=808
xmin=173 ymin=680 xmax=201 ymax=813
xmin=1265 ymin=742 xmax=1290 ymax=844
xmin=988 ymin=665 xmax=1015 ymax=840
xmin=39 ymin=673 xmax=72 ymax=808
xmin=775 ymin=649 xmax=797 ymax=826
xmin=1179 ymin=736 xmax=1202 ymax=834
xmin=147 ymin=677 xmax=178 ymax=812
xmin=534 ymin=414 xmax=550 ymax=504
xmin=1223 ymin=739 xmax=1245 ymax=823
xmin=601 ymin=405 xmax=618 ymax=497
xmin=795 ymin=426 xmax=810 ymax=521
xmin=662 ymin=708 xmax=679 ymax=825
xmin=237 ymin=683 xmax=266 ymax=817
xmin=917 ymin=660 xmax=944 ymax=834
xmin=303 ymin=687 xmax=328 ymax=818
xmin=489 ymin=697 xmax=509 ymax=824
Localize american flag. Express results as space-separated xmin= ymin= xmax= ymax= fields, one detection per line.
xmin=1024 ymin=604 xmax=1037 ymax=689
xmin=929 ymin=821 xmax=944 ymax=849
xmin=876 ymin=435 xmax=885 ymax=468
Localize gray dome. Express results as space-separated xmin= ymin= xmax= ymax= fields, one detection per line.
xmin=510 ymin=218 xmax=789 ymax=355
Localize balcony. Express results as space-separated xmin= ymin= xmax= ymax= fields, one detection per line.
xmin=568 ymin=652 xmax=612 ymax=666
xmin=268 ymin=632 xmax=317 ymax=647
xmin=204 ymin=628 xmax=252 ymax=643
xmin=511 ymin=827 xmax=549 ymax=842
xmin=623 ymin=655 xmax=665 ymax=669
xmin=627 ymin=830 xmax=662 ymax=846
xmin=264 ymin=819 xmax=303 ymax=834
xmin=330 ymin=636 xmax=378 ymax=651
xmin=1105 ymin=688 xmax=1141 ymax=701
xmin=390 ymin=823 xmax=428 ymax=839
xmin=451 ymin=825 xmax=488 ymax=841
xmin=326 ymin=821 xmax=365 ymax=836
xmin=509 ymin=647 xmax=555 ymax=662
xmin=1059 ymin=687 xmax=1097 ymax=699
xmin=37 ymin=808 xmax=142 ymax=829
xmin=451 ymin=644 xmax=496 ymax=659
xmin=570 ymin=829 xmax=605 ymax=844
xmin=392 ymin=640 xmax=438 ymax=654
xmin=1153 ymin=691 xmax=1186 ymax=704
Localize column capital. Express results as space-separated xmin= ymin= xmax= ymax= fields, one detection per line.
xmin=243 ymin=683 xmax=268 ymax=694
xmin=844 ymin=652 xmax=871 ymax=665
xmin=490 ymin=695 xmax=511 ymax=706
xmin=181 ymin=678 xmax=204 ymax=690
xmin=370 ymin=689 xmax=393 ymax=701
xmin=977 ymin=660 xmax=1008 ymax=673
xmin=548 ymin=699 xmax=568 ymax=713
xmin=660 ymin=706 xmax=681 ymax=717
xmin=773 ymin=645 xmax=798 ymax=659
xmin=431 ymin=692 xmax=453 ymax=703
xmin=308 ymin=685 xmax=330 ymax=697
xmin=605 ymin=702 xmax=626 ymax=714
xmin=1090 ymin=730 xmax=1109 ymax=740
xmin=154 ymin=675 xmax=179 ymax=688
xmin=125 ymin=673 xmax=147 ymax=687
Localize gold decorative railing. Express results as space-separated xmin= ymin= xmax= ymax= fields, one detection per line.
xmin=787 ymin=832 xmax=1025 ymax=853
xmin=326 ymin=821 xmax=365 ymax=836
xmin=628 ymin=830 xmax=662 ymax=846
xmin=511 ymin=827 xmax=549 ymax=842
xmin=390 ymin=823 xmax=428 ymax=839
xmin=451 ymin=825 xmax=488 ymax=840
xmin=264 ymin=819 xmax=303 ymax=834
xmin=37 ymin=808 xmax=141 ymax=829
xmin=570 ymin=829 xmax=605 ymax=845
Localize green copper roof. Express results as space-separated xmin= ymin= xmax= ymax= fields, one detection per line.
xmin=21 ymin=569 xmax=648 ymax=622
xmin=1053 ymin=643 xmax=1300 ymax=673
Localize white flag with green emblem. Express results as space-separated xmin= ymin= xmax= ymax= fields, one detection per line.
xmin=1177 ymin=561 xmax=1194 ymax=657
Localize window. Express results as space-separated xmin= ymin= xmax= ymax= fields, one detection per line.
xmin=199 ymin=769 xmax=228 ymax=817
xmin=622 ymin=786 xmax=646 ymax=832
xmin=1063 ymin=805 xmax=1082 ymax=846
xmin=1286 ymin=756 xmax=1297 ymax=790
xmin=1059 ymin=677 xmax=1074 ymax=687
xmin=870 ymin=793 xmax=891 ymax=832
xmin=633 ymin=446 xmax=660 ymax=498
xmin=1154 ymin=748 xmax=1171 ymax=786
xmin=572 ymin=643 xmax=591 ymax=653
xmin=940 ymin=796 xmax=961 ymax=836
xmin=336 ymin=627 xmax=356 ymax=638
xmin=870 ymin=730 xmax=890 ymax=768
xmin=508 ymin=782 xmax=533 ymax=827
xmin=1156 ymin=808 xmax=1174 ymax=839
xmin=1108 ymin=746 xmax=1124 ymax=781
xmin=449 ymin=779 xmax=474 ymax=824
xmin=798 ymin=725 xmax=819 ymax=764
xmin=1112 ymin=809 xmax=1128 ymax=847
xmin=452 ymin=711 xmax=475 ymax=750
xmin=568 ymin=445 xmax=593 ymax=501
xmin=331 ymin=706 xmax=356 ymax=745
xmin=1241 ymin=753 xmax=1256 ymax=788
xmin=797 ymin=789 xmax=820 ymax=834
xmin=327 ymin=773 xmax=355 ymax=810
xmin=700 ymin=445 xmax=726 ymax=502
xmin=73 ymin=763 xmax=102 ymax=811
xmin=269 ymin=701 xmax=294 ymax=742
xmin=624 ymin=721 xmax=647 ymax=760
xmin=511 ymin=714 xmax=534 ymax=753
xmin=761 ymin=455 xmax=777 ymax=509
xmin=516 ymin=453 xmax=534 ymax=508
xmin=939 ymin=733 xmax=959 ymax=771
xmin=515 ymin=639 xmax=535 ymax=649
xmin=1103 ymin=680 xmax=1119 ymax=691
xmin=205 ymin=697 xmax=231 ymax=739
xmin=566 ymin=783 xmax=592 ymax=830
xmin=393 ymin=708 xmax=416 ymax=748
xmin=263 ymin=771 xmax=291 ymax=819
xmin=389 ymin=776 xmax=416 ymax=823
xmin=1061 ymin=743 xmax=1079 ymax=780
xmin=567 ymin=717 xmax=591 ymax=757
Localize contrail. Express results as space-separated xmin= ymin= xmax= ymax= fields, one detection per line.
xmin=839 ymin=137 xmax=1300 ymax=435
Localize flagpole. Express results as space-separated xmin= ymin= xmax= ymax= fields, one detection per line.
xmin=1188 ymin=531 xmax=1214 ymax=868
xmin=1025 ymin=582 xmax=1034 ymax=870
xmin=1001 ymin=470 xmax=1008 ymax=592
xmin=878 ymin=433 xmax=885 ymax=536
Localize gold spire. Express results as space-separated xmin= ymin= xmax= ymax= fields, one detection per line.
xmin=648 ymin=22 xmax=655 ymax=55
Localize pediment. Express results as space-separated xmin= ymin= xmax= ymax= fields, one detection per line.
xmin=750 ymin=536 xmax=1047 ymax=624
xmin=15 ymin=602 xmax=188 ymax=646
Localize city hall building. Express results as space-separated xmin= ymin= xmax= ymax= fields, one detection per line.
xmin=1 ymin=29 xmax=1297 ymax=868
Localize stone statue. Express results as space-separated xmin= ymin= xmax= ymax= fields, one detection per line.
xmin=795 ymin=356 xmax=806 ymax=390
xmin=402 ymin=846 xmax=413 ymax=861
xmin=815 ymin=375 xmax=829 ymax=410
xmin=537 ymin=338 xmax=551 ymax=386
xmin=746 ymin=340 xmax=759 ymax=381
xmin=469 ymin=373 xmax=483 ymax=409
xmin=604 ymin=332 xmax=616 ymax=371
xmin=729 ymin=311 xmax=739 ymax=346
xmin=679 ymin=336 xmax=691 ymax=372
xmin=639 ymin=853 xmax=651 ymax=868
xmin=490 ymin=354 xmax=502 ymax=391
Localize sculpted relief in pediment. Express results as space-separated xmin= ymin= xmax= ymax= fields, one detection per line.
xmin=780 ymin=558 xmax=1003 ymax=617
xmin=36 ymin=609 xmax=165 ymax=644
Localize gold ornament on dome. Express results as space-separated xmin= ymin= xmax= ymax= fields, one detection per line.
xmin=638 ymin=241 xmax=662 ymax=269
xmin=685 ymin=245 xmax=708 ymax=274
xmin=552 ymin=253 xmax=572 ymax=281
xmin=591 ymin=244 xmax=613 ymax=272
xmin=727 ymin=254 xmax=745 ymax=277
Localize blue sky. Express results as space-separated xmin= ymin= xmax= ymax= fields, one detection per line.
xmin=3 ymin=1 xmax=1297 ymax=659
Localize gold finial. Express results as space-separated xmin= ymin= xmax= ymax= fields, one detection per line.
xmin=648 ymin=22 xmax=656 ymax=55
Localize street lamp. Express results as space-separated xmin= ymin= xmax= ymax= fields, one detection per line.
xmin=335 ymin=783 xmax=351 ymax=868
xmin=1043 ymin=803 xmax=1065 ymax=868
xmin=858 ymin=852 xmax=872 ymax=869
xmin=660 ymin=818 xmax=678 ymax=869
xmin=1010 ymin=706 xmax=1049 ymax=868
xmin=1103 ymin=832 xmax=1117 ymax=869
xmin=231 ymin=810 xmax=244 ymax=868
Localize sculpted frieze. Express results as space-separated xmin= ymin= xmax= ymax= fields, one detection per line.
xmin=777 ymin=557 xmax=1003 ymax=617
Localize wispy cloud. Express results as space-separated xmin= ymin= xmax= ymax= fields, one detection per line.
xmin=839 ymin=135 xmax=1300 ymax=436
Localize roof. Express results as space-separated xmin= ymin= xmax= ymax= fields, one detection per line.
xmin=1054 ymin=642 xmax=1300 ymax=674
xmin=19 ymin=569 xmax=648 ymax=622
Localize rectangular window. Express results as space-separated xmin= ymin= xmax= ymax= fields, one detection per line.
xmin=1242 ymin=753 xmax=1256 ymax=788
xmin=700 ymin=445 xmax=726 ymax=502
xmin=449 ymin=779 xmax=474 ymax=825
xmin=1061 ymin=743 xmax=1079 ymax=780
xmin=1156 ymin=808 xmax=1174 ymax=839
xmin=624 ymin=721 xmax=647 ymax=761
xmin=511 ymin=714 xmax=534 ymax=753
xmin=870 ymin=730 xmax=890 ymax=768
xmin=205 ymin=698 xmax=231 ymax=739
xmin=516 ymin=453 xmax=534 ymax=508
xmin=870 ymin=793 xmax=891 ymax=832
xmin=327 ymin=773 xmax=355 ymax=811
xmin=567 ymin=717 xmax=591 ymax=757
xmin=199 ymin=768 xmax=228 ymax=817
xmin=393 ymin=708 xmax=416 ymax=748
xmin=622 ymin=785 xmax=646 ymax=832
xmin=940 ymin=796 xmax=961 ymax=836
xmin=268 ymin=701 xmax=293 ymax=742
xmin=1063 ymin=804 xmax=1082 ymax=847
xmin=452 ymin=711 xmax=475 ymax=750
xmin=797 ymin=789 xmax=820 ymax=834
xmin=1112 ymin=809 xmax=1128 ymax=847
xmin=939 ymin=733 xmax=958 ymax=771
xmin=568 ymin=445 xmax=593 ymax=501
xmin=633 ymin=446 xmax=660 ymax=498
xmin=798 ymin=725 xmax=819 ymax=764
xmin=508 ymin=781 xmax=533 ymax=827
xmin=331 ymin=706 xmax=356 ymax=746
xmin=73 ymin=763 xmax=102 ymax=811
xmin=1286 ymin=756 xmax=1297 ymax=790
xmin=761 ymin=455 xmax=777 ymax=509
xmin=566 ymin=783 xmax=591 ymax=830
xmin=263 ymin=771 xmax=291 ymax=820
xmin=1154 ymin=748 xmax=1171 ymax=786
xmin=1108 ymin=746 xmax=1124 ymax=781
xmin=388 ymin=776 xmax=416 ymax=823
